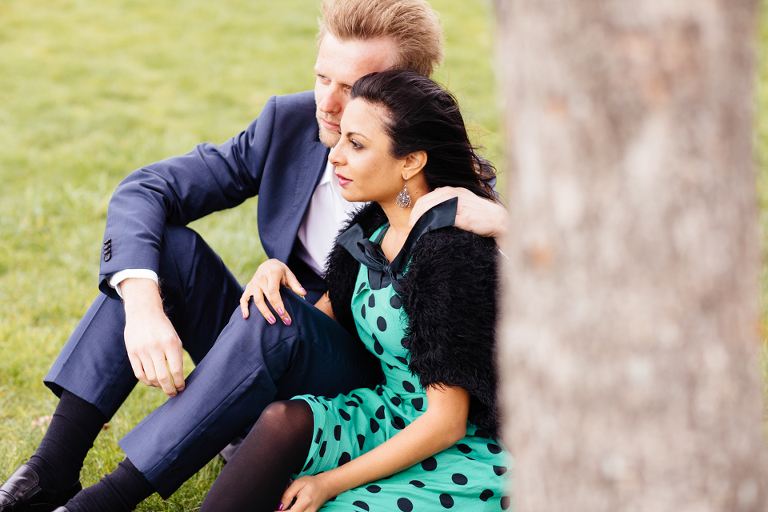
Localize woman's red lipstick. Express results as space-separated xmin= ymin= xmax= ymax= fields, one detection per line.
xmin=335 ymin=171 xmax=352 ymax=186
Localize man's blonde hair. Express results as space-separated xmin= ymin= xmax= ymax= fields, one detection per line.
xmin=318 ymin=0 xmax=444 ymax=77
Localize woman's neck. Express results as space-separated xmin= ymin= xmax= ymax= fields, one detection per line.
xmin=378 ymin=189 xmax=426 ymax=262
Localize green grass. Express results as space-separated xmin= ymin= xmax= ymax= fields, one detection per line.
xmin=0 ymin=0 xmax=500 ymax=509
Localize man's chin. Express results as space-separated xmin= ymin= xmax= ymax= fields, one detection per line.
xmin=318 ymin=127 xmax=341 ymax=148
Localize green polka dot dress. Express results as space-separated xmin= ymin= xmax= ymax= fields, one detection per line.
xmin=293 ymin=225 xmax=512 ymax=511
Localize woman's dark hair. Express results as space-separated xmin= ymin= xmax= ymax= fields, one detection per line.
xmin=350 ymin=69 xmax=497 ymax=201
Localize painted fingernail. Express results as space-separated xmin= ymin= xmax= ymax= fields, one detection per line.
xmin=277 ymin=308 xmax=285 ymax=316
xmin=278 ymin=504 xmax=284 ymax=511
xmin=284 ymin=317 xmax=292 ymax=326
xmin=299 ymin=287 xmax=306 ymax=293
xmin=268 ymin=316 xmax=276 ymax=324
xmin=242 ymin=311 xmax=246 ymax=319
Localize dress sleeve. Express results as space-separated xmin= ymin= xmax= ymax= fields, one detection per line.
xmin=400 ymin=227 xmax=500 ymax=436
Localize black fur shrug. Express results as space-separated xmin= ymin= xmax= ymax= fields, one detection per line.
xmin=325 ymin=202 xmax=500 ymax=437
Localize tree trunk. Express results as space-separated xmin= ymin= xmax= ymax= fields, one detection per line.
xmin=495 ymin=0 xmax=768 ymax=510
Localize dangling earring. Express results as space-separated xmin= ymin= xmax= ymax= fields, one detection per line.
xmin=396 ymin=181 xmax=412 ymax=209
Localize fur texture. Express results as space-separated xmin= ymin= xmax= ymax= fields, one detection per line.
xmin=325 ymin=203 xmax=500 ymax=436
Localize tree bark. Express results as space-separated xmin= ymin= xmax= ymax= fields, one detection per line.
xmin=495 ymin=0 xmax=768 ymax=510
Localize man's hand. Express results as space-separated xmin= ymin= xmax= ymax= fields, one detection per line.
xmin=121 ymin=278 xmax=185 ymax=397
xmin=240 ymin=259 xmax=307 ymax=325
xmin=409 ymin=186 xmax=508 ymax=242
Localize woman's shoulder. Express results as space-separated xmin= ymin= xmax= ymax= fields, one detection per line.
xmin=410 ymin=226 xmax=498 ymax=272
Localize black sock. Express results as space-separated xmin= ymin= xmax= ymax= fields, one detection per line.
xmin=199 ymin=400 xmax=314 ymax=512
xmin=27 ymin=390 xmax=107 ymax=490
xmin=63 ymin=458 xmax=155 ymax=512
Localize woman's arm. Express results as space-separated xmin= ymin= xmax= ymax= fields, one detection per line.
xmin=276 ymin=385 xmax=471 ymax=512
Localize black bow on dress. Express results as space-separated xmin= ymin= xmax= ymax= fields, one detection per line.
xmin=337 ymin=197 xmax=458 ymax=293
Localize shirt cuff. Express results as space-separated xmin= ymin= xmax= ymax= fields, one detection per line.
xmin=108 ymin=269 xmax=159 ymax=298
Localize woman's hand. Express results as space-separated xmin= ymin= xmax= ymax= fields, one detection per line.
xmin=276 ymin=474 xmax=336 ymax=512
xmin=240 ymin=259 xmax=306 ymax=325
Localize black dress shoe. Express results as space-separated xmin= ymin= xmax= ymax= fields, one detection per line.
xmin=0 ymin=464 xmax=80 ymax=512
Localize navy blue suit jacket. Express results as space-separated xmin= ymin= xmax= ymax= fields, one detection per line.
xmin=98 ymin=91 xmax=329 ymax=299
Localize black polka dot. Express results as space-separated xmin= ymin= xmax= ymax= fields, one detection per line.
xmin=402 ymin=381 xmax=416 ymax=393
xmin=457 ymin=444 xmax=471 ymax=454
xmin=439 ymin=493 xmax=454 ymax=508
xmin=395 ymin=356 xmax=408 ymax=366
xmin=397 ymin=497 xmax=413 ymax=512
xmin=370 ymin=418 xmax=380 ymax=433
xmin=319 ymin=441 xmax=327 ymax=457
xmin=390 ymin=396 xmax=401 ymax=406
xmin=411 ymin=398 xmax=424 ymax=410
xmin=373 ymin=337 xmax=384 ymax=355
xmin=385 ymin=363 xmax=394 ymax=370
xmin=368 ymin=295 xmax=375 ymax=308
xmin=465 ymin=456 xmax=476 ymax=461
xmin=366 ymin=485 xmax=381 ymax=493
xmin=357 ymin=282 xmax=367 ymax=293
xmin=352 ymin=393 xmax=363 ymax=403
xmin=376 ymin=386 xmax=384 ymax=396
xmin=357 ymin=434 xmax=366 ymax=450
xmin=409 ymin=480 xmax=425 ymax=488
xmin=422 ymin=457 xmax=437 ymax=471
xmin=390 ymin=294 xmax=402 ymax=309
xmin=322 ymin=403 xmax=328 ymax=410
xmin=501 ymin=496 xmax=511 ymax=510
xmin=339 ymin=452 xmax=351 ymax=465
xmin=452 ymin=473 xmax=468 ymax=485
xmin=479 ymin=489 xmax=494 ymax=502
xmin=493 ymin=465 xmax=508 ymax=476
xmin=334 ymin=425 xmax=341 ymax=441
xmin=375 ymin=405 xmax=386 ymax=419
xmin=345 ymin=400 xmax=359 ymax=408
xmin=361 ymin=305 xmax=366 ymax=319
xmin=377 ymin=317 xmax=387 ymax=331
xmin=314 ymin=428 xmax=323 ymax=444
xmin=339 ymin=410 xmax=351 ymax=421
xmin=353 ymin=501 xmax=370 ymax=511
xmin=302 ymin=458 xmax=314 ymax=472
xmin=487 ymin=443 xmax=502 ymax=454
xmin=391 ymin=416 xmax=405 ymax=430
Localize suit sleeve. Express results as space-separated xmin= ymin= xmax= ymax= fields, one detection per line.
xmin=97 ymin=96 xmax=282 ymax=297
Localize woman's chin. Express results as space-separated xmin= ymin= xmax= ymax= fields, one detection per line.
xmin=340 ymin=190 xmax=364 ymax=203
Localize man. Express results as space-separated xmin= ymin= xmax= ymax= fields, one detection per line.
xmin=0 ymin=0 xmax=506 ymax=510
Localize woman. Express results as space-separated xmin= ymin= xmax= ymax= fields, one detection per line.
xmin=200 ymin=69 xmax=510 ymax=512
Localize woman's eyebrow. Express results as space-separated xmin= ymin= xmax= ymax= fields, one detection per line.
xmin=346 ymin=131 xmax=370 ymax=140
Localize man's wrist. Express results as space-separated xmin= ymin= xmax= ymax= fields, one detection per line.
xmin=121 ymin=278 xmax=163 ymax=314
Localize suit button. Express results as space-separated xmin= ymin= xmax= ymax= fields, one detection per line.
xmin=104 ymin=253 xmax=112 ymax=262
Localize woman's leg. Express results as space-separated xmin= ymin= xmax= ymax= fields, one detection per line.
xmin=199 ymin=400 xmax=314 ymax=512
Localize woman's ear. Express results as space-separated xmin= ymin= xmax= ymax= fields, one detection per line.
xmin=402 ymin=151 xmax=427 ymax=181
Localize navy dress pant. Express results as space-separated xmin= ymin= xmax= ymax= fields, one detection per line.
xmin=44 ymin=226 xmax=382 ymax=498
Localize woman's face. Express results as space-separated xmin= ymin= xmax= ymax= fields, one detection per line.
xmin=328 ymin=98 xmax=406 ymax=206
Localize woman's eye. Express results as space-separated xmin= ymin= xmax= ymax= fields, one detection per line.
xmin=351 ymin=140 xmax=363 ymax=150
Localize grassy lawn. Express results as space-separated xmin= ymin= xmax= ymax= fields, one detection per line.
xmin=0 ymin=0 xmax=500 ymax=509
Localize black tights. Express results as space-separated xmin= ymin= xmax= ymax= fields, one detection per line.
xmin=199 ymin=400 xmax=314 ymax=512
